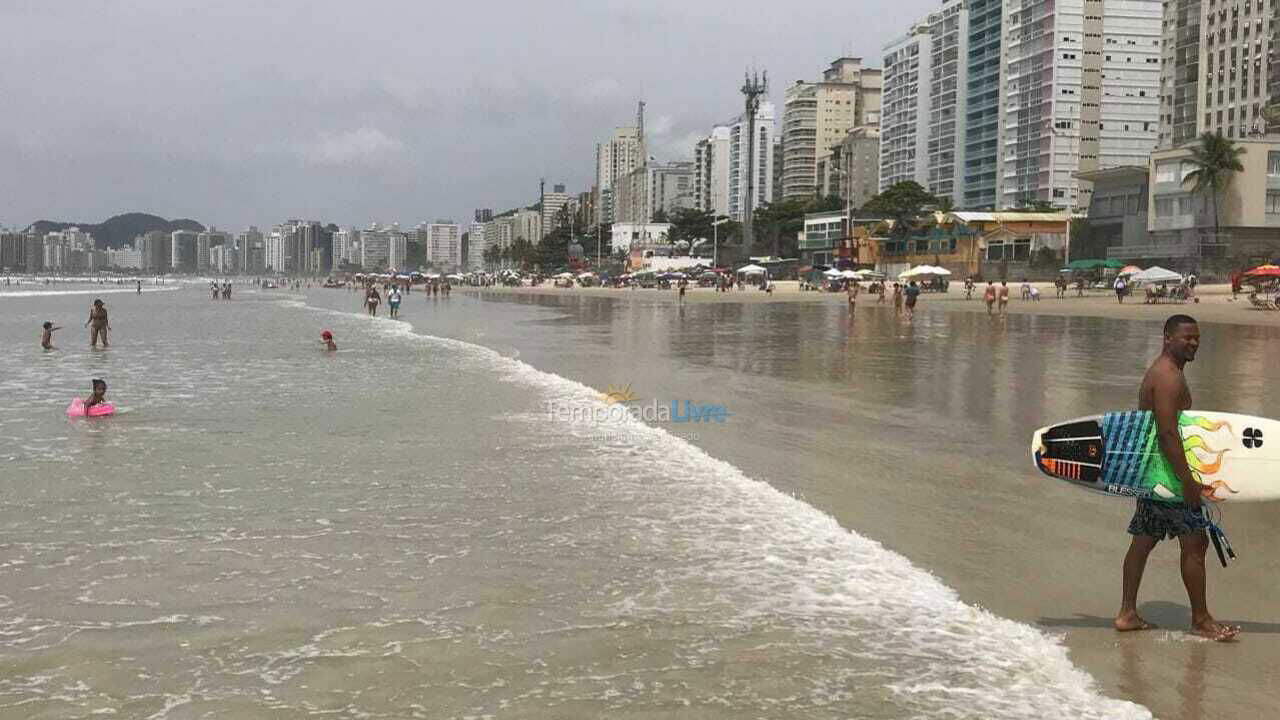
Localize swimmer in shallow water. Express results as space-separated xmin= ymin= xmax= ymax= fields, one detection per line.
xmin=41 ymin=321 xmax=61 ymax=350
xmin=320 ymin=330 xmax=337 ymax=351
xmin=84 ymin=379 xmax=108 ymax=413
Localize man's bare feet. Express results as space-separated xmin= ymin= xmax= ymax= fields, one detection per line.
xmin=1115 ymin=610 xmax=1158 ymax=632
xmin=1191 ymin=618 xmax=1240 ymax=642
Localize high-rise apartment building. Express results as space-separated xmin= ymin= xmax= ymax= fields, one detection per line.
xmin=1 ymin=231 xmax=28 ymax=270
xmin=728 ymin=101 xmax=776 ymax=220
xmin=358 ymin=223 xmax=406 ymax=270
xmin=694 ymin=126 xmax=732 ymax=218
xmin=615 ymin=162 xmax=694 ymax=224
xmin=542 ymin=185 xmax=574 ymax=232
xmin=1159 ymin=0 xmax=1280 ymax=147
xmin=881 ymin=0 xmax=969 ymax=206
xmin=823 ymin=127 xmax=882 ymax=210
xmin=595 ymin=127 xmax=644 ymax=223
xmin=1000 ymin=0 xmax=1161 ymax=210
xmin=474 ymin=208 xmax=494 ymax=223
xmin=781 ymin=57 xmax=883 ymax=200
xmin=425 ymin=222 xmax=461 ymax=268
xmin=964 ymin=0 xmax=1003 ymax=208
xmin=237 ymin=227 xmax=264 ymax=273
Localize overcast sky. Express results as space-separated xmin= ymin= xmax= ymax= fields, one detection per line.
xmin=1 ymin=0 xmax=934 ymax=231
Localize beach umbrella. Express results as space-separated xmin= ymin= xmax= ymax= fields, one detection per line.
xmin=929 ymin=266 xmax=952 ymax=276
xmin=840 ymin=269 xmax=861 ymax=279
xmin=823 ymin=268 xmax=844 ymax=277
xmin=1119 ymin=265 xmax=1142 ymax=275
xmin=1242 ymin=263 xmax=1280 ymax=278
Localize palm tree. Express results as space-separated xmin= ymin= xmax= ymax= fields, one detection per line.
xmin=1182 ymin=132 xmax=1245 ymax=237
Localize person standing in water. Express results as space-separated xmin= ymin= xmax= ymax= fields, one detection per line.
xmin=320 ymin=330 xmax=337 ymax=351
xmin=136 ymin=280 xmax=142 ymax=294
xmin=365 ymin=286 xmax=381 ymax=316
xmin=903 ymin=280 xmax=920 ymax=320
xmin=86 ymin=299 xmax=109 ymax=347
xmin=41 ymin=321 xmax=61 ymax=350
xmin=388 ymin=287 xmax=402 ymax=318
xmin=1115 ymin=315 xmax=1240 ymax=641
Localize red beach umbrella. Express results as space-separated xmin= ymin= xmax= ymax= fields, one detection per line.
xmin=1242 ymin=264 xmax=1280 ymax=278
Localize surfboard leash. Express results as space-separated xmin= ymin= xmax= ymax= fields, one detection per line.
xmin=1201 ymin=506 xmax=1235 ymax=568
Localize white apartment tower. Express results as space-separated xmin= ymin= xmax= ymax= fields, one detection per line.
xmin=1000 ymin=0 xmax=1162 ymax=209
xmin=881 ymin=0 xmax=969 ymax=206
xmin=694 ymin=126 xmax=732 ymax=218
xmin=728 ymin=101 xmax=776 ymax=221
xmin=426 ymin=222 xmax=461 ymax=269
xmin=595 ymin=127 xmax=644 ymax=223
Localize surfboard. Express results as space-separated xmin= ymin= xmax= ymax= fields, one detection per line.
xmin=1031 ymin=411 xmax=1280 ymax=504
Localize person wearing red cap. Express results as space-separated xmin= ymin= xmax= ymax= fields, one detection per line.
xmin=320 ymin=330 xmax=337 ymax=351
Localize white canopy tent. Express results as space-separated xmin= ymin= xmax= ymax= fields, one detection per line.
xmin=737 ymin=264 xmax=767 ymax=275
xmin=1131 ymin=266 xmax=1183 ymax=284
xmin=898 ymin=265 xmax=951 ymax=279
xmin=823 ymin=268 xmax=845 ymax=278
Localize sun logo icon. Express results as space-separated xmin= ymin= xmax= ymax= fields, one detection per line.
xmin=602 ymin=383 xmax=638 ymax=405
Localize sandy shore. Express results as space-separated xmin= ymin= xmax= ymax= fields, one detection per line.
xmin=462 ymin=282 xmax=1280 ymax=328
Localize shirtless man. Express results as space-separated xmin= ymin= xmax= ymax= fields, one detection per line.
xmin=86 ymin=299 xmax=109 ymax=347
xmin=846 ymin=279 xmax=859 ymax=313
xmin=1116 ymin=315 xmax=1240 ymax=641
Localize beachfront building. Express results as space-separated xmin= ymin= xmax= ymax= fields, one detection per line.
xmin=331 ymin=227 xmax=357 ymax=268
xmin=107 ymin=246 xmax=142 ymax=270
xmin=862 ymin=211 xmax=1069 ymax=278
xmin=694 ymin=126 xmax=731 ymax=218
xmin=425 ymin=222 xmax=461 ymax=269
xmin=236 ymin=227 xmax=264 ymax=274
xmin=799 ymin=210 xmax=852 ymax=268
xmin=824 ymin=127 xmax=881 ymax=211
xmin=209 ymin=244 xmax=236 ymax=274
xmin=880 ymin=0 xmax=968 ymax=206
xmin=963 ymin=0 xmax=1003 ymax=209
xmin=170 ymin=230 xmax=198 ymax=272
xmin=138 ymin=230 xmax=169 ymax=272
xmin=465 ymin=224 xmax=488 ymax=269
xmin=595 ymin=126 xmax=644 ymax=224
xmin=541 ymin=185 xmax=574 ymax=234
xmin=1000 ymin=0 xmax=1162 ymax=211
xmin=1146 ymin=137 xmax=1280 ymax=267
xmin=0 ymin=231 xmax=30 ymax=271
xmin=781 ymin=57 xmax=883 ymax=200
xmin=197 ymin=229 xmax=231 ymax=273
xmin=615 ymin=162 xmax=695 ymax=224
xmin=611 ymin=222 xmax=671 ymax=254
xmin=358 ymin=223 xmax=407 ymax=271
xmin=1074 ymin=166 xmax=1151 ymax=260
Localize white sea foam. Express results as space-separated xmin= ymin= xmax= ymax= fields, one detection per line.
xmin=0 ymin=286 xmax=182 ymax=298
xmin=293 ymin=298 xmax=1154 ymax=719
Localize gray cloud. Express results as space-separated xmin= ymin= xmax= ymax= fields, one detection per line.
xmin=0 ymin=0 xmax=935 ymax=230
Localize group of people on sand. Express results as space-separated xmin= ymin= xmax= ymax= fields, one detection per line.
xmin=41 ymin=298 xmax=110 ymax=351
xmin=210 ymin=281 xmax=232 ymax=300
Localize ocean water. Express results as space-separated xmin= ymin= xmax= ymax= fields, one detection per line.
xmin=7 ymin=282 xmax=1266 ymax=718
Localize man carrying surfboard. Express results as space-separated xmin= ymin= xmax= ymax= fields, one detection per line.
xmin=1116 ymin=314 xmax=1240 ymax=641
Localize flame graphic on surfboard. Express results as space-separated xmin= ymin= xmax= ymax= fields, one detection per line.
xmin=1178 ymin=415 xmax=1237 ymax=502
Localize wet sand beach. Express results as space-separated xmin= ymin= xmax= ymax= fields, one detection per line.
xmin=464 ymin=282 xmax=1280 ymax=328
xmin=446 ymin=286 xmax=1280 ymax=720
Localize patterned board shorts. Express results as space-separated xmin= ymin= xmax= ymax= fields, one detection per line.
xmin=1128 ymin=499 xmax=1208 ymax=540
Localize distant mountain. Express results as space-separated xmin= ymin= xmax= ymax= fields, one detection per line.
xmin=26 ymin=212 xmax=206 ymax=250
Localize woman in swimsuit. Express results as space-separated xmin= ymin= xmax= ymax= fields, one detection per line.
xmin=86 ymin=299 xmax=109 ymax=347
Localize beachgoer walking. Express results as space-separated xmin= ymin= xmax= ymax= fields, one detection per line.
xmin=41 ymin=321 xmax=61 ymax=350
xmin=1076 ymin=277 xmax=1085 ymax=297
xmin=892 ymin=282 xmax=903 ymax=314
xmin=1055 ymin=275 xmax=1066 ymax=299
xmin=223 ymin=282 xmax=231 ymax=300
xmin=1116 ymin=314 xmax=1240 ymax=642
xmin=983 ymin=281 xmax=996 ymax=315
xmin=904 ymin=280 xmax=920 ymax=320
xmin=965 ymin=278 xmax=975 ymax=300
xmin=1114 ymin=276 xmax=1127 ymax=304
xmin=136 ymin=280 xmax=142 ymax=294
xmin=846 ymin=279 xmax=859 ymax=313
xmin=998 ymin=281 xmax=1010 ymax=315
xmin=365 ymin=287 xmax=381 ymax=317
xmin=678 ymin=278 xmax=687 ymax=303
xmin=86 ymin=299 xmax=109 ymax=347
xmin=876 ymin=280 xmax=886 ymax=304
xmin=1021 ymin=279 xmax=1031 ymax=301
xmin=388 ymin=287 xmax=402 ymax=318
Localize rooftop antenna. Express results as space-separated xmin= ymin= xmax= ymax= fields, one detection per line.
xmin=741 ymin=69 xmax=768 ymax=251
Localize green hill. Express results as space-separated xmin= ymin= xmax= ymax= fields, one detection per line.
xmin=26 ymin=212 xmax=206 ymax=250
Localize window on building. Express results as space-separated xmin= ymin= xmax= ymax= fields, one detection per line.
xmin=1267 ymin=191 xmax=1280 ymax=214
